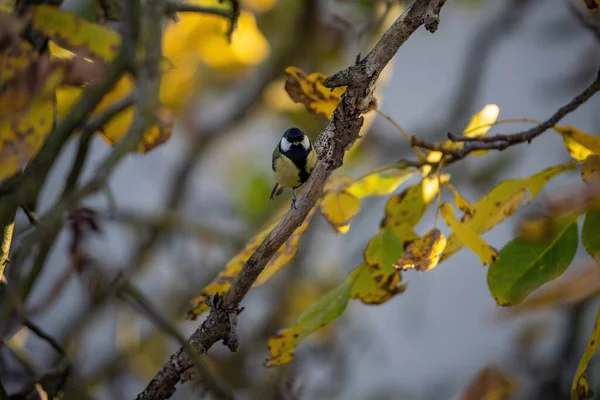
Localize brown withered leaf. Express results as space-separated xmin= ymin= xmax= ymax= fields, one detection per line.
xmin=394 ymin=228 xmax=446 ymax=271
xmin=460 ymin=366 xmax=517 ymax=400
xmin=284 ymin=66 xmax=377 ymax=120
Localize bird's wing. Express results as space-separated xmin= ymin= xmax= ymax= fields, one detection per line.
xmin=272 ymin=144 xmax=280 ymax=172
xmin=270 ymin=183 xmax=284 ymax=200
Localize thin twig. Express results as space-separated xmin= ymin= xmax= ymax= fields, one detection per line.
xmin=375 ymin=108 xmax=425 ymax=161
xmin=137 ymin=1 xmax=448 ymax=399
xmin=411 ymin=67 xmax=600 ymax=162
xmin=23 ymin=319 xmax=68 ymax=359
xmin=165 ymin=2 xmax=232 ymax=19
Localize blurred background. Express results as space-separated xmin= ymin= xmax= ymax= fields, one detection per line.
xmin=3 ymin=0 xmax=600 ymax=399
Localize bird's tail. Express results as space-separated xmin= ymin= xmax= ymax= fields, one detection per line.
xmin=270 ymin=183 xmax=284 ymax=201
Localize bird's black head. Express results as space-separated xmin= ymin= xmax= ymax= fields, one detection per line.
xmin=283 ymin=127 xmax=305 ymax=143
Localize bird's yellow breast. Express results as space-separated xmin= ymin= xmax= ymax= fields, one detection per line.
xmin=274 ymin=156 xmax=302 ymax=188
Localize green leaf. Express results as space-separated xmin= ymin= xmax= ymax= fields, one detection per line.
xmin=582 ymin=211 xmax=600 ymax=262
xmin=572 ymin=306 xmax=600 ymax=400
xmin=487 ymin=221 xmax=578 ymax=306
xmin=364 ymin=226 xmax=404 ymax=273
xmin=265 ymin=268 xmax=360 ymax=366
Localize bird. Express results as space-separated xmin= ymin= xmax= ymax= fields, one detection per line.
xmin=270 ymin=127 xmax=316 ymax=210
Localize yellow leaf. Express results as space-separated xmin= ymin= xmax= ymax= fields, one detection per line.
xmin=525 ymin=161 xmax=577 ymax=201
xmin=582 ymin=155 xmax=600 ymax=184
xmin=187 ymin=207 xmax=316 ymax=319
xmin=31 ymin=5 xmax=120 ymax=62
xmin=320 ymin=191 xmax=361 ymax=234
xmin=350 ymin=262 xmax=406 ymax=304
xmin=394 ymin=228 xmax=446 ymax=271
xmin=0 ymin=98 xmax=54 ymax=182
xmin=0 ymin=39 xmax=37 ymax=84
xmin=463 ymin=104 xmax=501 ymax=137
xmin=442 ymin=163 xmax=576 ymax=261
xmin=284 ymin=66 xmax=346 ymax=120
xmin=346 ymin=167 xmax=417 ymax=198
xmin=266 ymin=267 xmax=360 ymax=366
xmin=383 ymin=174 xmax=449 ymax=242
xmin=563 ymin=135 xmax=595 ymax=161
xmin=572 ymin=306 xmax=600 ymax=400
xmin=445 ymin=183 xmax=476 ymax=216
xmin=460 ymin=104 xmax=500 ymax=156
xmin=440 ymin=203 xmax=499 ymax=265
xmin=425 ymin=104 xmax=500 ymax=161
xmin=555 ymin=126 xmax=600 ymax=158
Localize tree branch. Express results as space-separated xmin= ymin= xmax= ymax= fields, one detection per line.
xmin=136 ymin=1 xmax=447 ymax=399
xmin=411 ymin=66 xmax=600 ymax=162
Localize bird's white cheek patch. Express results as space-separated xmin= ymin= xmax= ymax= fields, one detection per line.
xmin=301 ymin=135 xmax=310 ymax=150
xmin=280 ymin=137 xmax=292 ymax=152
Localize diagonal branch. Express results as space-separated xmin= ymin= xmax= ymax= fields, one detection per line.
xmin=411 ymin=66 xmax=600 ymax=162
xmin=136 ymin=1 xmax=447 ymax=399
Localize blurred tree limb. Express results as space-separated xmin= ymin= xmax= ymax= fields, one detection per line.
xmin=136 ymin=1 xmax=447 ymax=399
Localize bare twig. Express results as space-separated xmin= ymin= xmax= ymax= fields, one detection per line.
xmin=136 ymin=1 xmax=447 ymax=399
xmin=411 ymin=67 xmax=600 ymax=162
xmin=23 ymin=319 xmax=68 ymax=359
xmin=165 ymin=2 xmax=232 ymax=19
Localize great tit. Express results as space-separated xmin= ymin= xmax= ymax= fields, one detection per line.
xmin=270 ymin=127 xmax=316 ymax=210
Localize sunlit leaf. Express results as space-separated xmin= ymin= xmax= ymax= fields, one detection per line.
xmin=487 ymin=220 xmax=578 ymax=306
xmin=427 ymin=104 xmax=499 ymax=161
xmin=555 ymin=126 xmax=600 ymax=158
xmin=572 ymin=306 xmax=600 ymax=400
xmin=383 ymin=174 xmax=449 ymax=242
xmin=31 ymin=5 xmax=121 ymax=62
xmin=459 ymin=366 xmax=516 ymax=400
xmin=583 ymin=211 xmax=600 ymax=262
xmin=188 ymin=207 xmax=317 ymax=319
xmin=320 ymin=191 xmax=360 ymax=234
xmin=582 ymin=155 xmax=600 ymax=184
xmin=503 ymin=262 xmax=600 ymax=317
xmin=442 ymin=162 xmax=577 ymax=261
xmin=394 ymin=228 xmax=446 ymax=271
xmin=265 ymin=267 xmax=360 ymax=366
xmin=440 ymin=203 xmax=498 ymax=265
xmin=346 ymin=167 xmax=417 ymax=198
xmin=563 ymin=135 xmax=595 ymax=161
